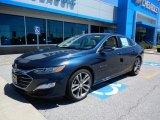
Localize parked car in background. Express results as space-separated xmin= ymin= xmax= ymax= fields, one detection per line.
xmin=12 ymin=33 xmax=144 ymax=101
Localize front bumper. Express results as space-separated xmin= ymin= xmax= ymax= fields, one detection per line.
xmin=12 ymin=67 xmax=69 ymax=98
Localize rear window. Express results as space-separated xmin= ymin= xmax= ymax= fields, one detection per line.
xmin=119 ymin=37 xmax=130 ymax=47
xmin=119 ymin=37 xmax=135 ymax=47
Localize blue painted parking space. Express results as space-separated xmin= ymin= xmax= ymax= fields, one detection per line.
xmin=91 ymin=82 xmax=127 ymax=100
xmin=143 ymin=62 xmax=160 ymax=68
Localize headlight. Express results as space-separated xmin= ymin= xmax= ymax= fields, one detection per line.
xmin=33 ymin=65 xmax=65 ymax=74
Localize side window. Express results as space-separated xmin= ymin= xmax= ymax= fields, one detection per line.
xmin=119 ymin=37 xmax=130 ymax=47
xmin=103 ymin=36 xmax=118 ymax=48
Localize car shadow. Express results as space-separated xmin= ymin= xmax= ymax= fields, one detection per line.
xmin=26 ymin=96 xmax=73 ymax=110
xmin=4 ymin=83 xmax=29 ymax=103
xmin=4 ymin=83 xmax=74 ymax=110
xmin=4 ymin=74 xmax=129 ymax=110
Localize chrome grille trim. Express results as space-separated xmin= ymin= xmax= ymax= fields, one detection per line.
xmin=12 ymin=68 xmax=33 ymax=90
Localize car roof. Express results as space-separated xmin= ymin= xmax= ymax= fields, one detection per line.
xmin=84 ymin=33 xmax=123 ymax=37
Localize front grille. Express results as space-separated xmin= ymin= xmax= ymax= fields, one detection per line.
xmin=14 ymin=73 xmax=32 ymax=88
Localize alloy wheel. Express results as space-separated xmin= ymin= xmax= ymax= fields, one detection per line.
xmin=134 ymin=58 xmax=141 ymax=74
xmin=71 ymin=72 xmax=91 ymax=99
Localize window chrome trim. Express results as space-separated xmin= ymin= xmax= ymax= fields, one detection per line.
xmin=96 ymin=35 xmax=137 ymax=53
xmin=96 ymin=35 xmax=119 ymax=53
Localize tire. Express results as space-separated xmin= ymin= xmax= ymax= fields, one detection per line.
xmin=66 ymin=69 xmax=92 ymax=102
xmin=130 ymin=57 xmax=141 ymax=76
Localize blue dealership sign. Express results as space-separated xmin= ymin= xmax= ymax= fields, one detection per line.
xmin=91 ymin=82 xmax=127 ymax=100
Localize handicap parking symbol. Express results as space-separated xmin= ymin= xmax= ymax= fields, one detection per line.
xmin=34 ymin=26 xmax=40 ymax=35
xmin=143 ymin=62 xmax=160 ymax=68
xmin=91 ymin=82 xmax=127 ymax=100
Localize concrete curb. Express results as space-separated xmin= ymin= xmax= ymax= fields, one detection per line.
xmin=144 ymin=49 xmax=160 ymax=55
xmin=0 ymin=76 xmax=46 ymax=120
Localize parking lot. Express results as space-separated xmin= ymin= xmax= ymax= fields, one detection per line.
xmin=0 ymin=53 xmax=160 ymax=120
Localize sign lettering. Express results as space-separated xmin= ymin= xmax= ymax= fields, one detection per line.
xmin=31 ymin=0 xmax=76 ymax=8
xmin=135 ymin=0 xmax=159 ymax=14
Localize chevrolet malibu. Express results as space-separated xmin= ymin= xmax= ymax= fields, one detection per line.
xmin=12 ymin=33 xmax=144 ymax=101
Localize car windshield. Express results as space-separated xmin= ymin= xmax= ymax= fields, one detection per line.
xmin=58 ymin=35 xmax=105 ymax=50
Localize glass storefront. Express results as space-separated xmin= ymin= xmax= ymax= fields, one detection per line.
xmin=64 ymin=22 xmax=88 ymax=40
xmin=0 ymin=13 xmax=114 ymax=46
xmin=64 ymin=22 xmax=77 ymax=40
xmin=26 ymin=17 xmax=46 ymax=44
xmin=135 ymin=27 xmax=146 ymax=43
xmin=91 ymin=25 xmax=116 ymax=33
xmin=77 ymin=24 xmax=88 ymax=35
xmin=91 ymin=25 xmax=99 ymax=33
xmin=0 ymin=14 xmax=25 ymax=45
xmin=47 ymin=20 xmax=63 ymax=44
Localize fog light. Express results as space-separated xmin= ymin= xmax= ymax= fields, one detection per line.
xmin=34 ymin=82 xmax=56 ymax=91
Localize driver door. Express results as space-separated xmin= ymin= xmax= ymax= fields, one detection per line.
xmin=98 ymin=36 xmax=122 ymax=79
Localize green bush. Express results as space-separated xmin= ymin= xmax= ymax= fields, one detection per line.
xmin=157 ymin=45 xmax=160 ymax=52
xmin=139 ymin=41 xmax=153 ymax=49
xmin=157 ymin=45 xmax=160 ymax=48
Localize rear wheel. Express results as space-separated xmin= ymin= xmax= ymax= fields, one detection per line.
xmin=66 ymin=69 xmax=92 ymax=101
xmin=130 ymin=57 xmax=141 ymax=76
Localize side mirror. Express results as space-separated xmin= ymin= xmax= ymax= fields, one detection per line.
xmin=99 ymin=46 xmax=116 ymax=52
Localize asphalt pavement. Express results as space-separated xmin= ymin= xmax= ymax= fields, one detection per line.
xmin=0 ymin=53 xmax=160 ymax=120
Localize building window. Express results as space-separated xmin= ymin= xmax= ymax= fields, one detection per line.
xmin=64 ymin=22 xmax=88 ymax=40
xmin=64 ymin=22 xmax=77 ymax=40
xmin=0 ymin=13 xmax=25 ymax=45
xmin=91 ymin=25 xmax=99 ymax=33
xmin=100 ymin=27 xmax=108 ymax=33
xmin=100 ymin=26 xmax=116 ymax=33
xmin=77 ymin=24 xmax=88 ymax=34
xmin=47 ymin=20 xmax=63 ymax=44
xmin=26 ymin=17 xmax=46 ymax=44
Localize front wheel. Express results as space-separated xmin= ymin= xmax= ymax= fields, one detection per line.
xmin=130 ymin=57 xmax=141 ymax=76
xmin=66 ymin=69 xmax=92 ymax=102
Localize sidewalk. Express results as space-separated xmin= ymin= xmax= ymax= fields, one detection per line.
xmin=0 ymin=54 xmax=21 ymax=66
xmin=144 ymin=49 xmax=160 ymax=55
xmin=0 ymin=76 xmax=46 ymax=120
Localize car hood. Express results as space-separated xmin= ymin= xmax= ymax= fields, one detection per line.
xmin=14 ymin=48 xmax=84 ymax=68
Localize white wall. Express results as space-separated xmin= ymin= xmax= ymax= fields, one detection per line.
xmin=11 ymin=0 xmax=117 ymax=22
xmin=0 ymin=4 xmax=116 ymax=28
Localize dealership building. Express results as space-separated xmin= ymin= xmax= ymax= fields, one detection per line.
xmin=0 ymin=0 xmax=160 ymax=54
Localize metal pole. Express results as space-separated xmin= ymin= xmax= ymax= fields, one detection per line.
xmin=0 ymin=35 xmax=1 ymax=46
xmin=37 ymin=34 xmax=39 ymax=49
xmin=24 ymin=16 xmax=27 ymax=45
